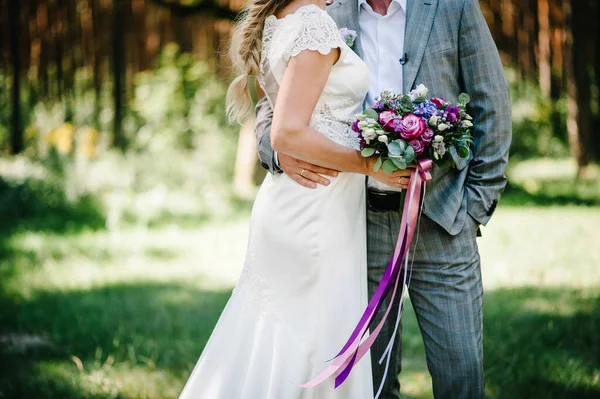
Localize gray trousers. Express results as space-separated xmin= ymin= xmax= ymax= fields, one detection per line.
xmin=367 ymin=195 xmax=484 ymax=399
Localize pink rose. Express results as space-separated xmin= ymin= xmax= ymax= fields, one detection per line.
xmin=421 ymin=128 xmax=434 ymax=143
xmin=383 ymin=118 xmax=402 ymax=133
xmin=378 ymin=110 xmax=395 ymax=126
xmin=431 ymin=97 xmax=445 ymax=107
xmin=399 ymin=114 xmax=426 ymax=140
xmin=410 ymin=139 xmax=425 ymax=156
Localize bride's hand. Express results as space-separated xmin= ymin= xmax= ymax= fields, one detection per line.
xmin=365 ymin=156 xmax=413 ymax=190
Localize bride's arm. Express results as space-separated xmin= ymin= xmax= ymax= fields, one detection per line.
xmin=271 ymin=49 xmax=407 ymax=188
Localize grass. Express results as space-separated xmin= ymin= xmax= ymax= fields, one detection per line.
xmin=0 ymin=158 xmax=599 ymax=399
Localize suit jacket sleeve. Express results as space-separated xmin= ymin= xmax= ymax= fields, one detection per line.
xmin=255 ymin=96 xmax=282 ymax=174
xmin=459 ymin=0 xmax=512 ymax=225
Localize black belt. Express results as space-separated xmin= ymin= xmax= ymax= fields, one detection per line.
xmin=367 ymin=190 xmax=404 ymax=212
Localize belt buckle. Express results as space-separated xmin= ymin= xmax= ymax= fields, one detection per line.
xmin=367 ymin=190 xmax=390 ymax=212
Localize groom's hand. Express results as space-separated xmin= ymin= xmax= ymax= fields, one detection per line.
xmin=278 ymin=153 xmax=339 ymax=189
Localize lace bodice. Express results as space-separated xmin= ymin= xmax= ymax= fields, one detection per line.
xmin=259 ymin=4 xmax=369 ymax=150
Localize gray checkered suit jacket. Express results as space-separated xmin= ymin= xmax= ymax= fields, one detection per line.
xmin=255 ymin=0 xmax=512 ymax=235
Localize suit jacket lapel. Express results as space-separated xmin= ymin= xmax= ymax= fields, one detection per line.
xmin=348 ymin=0 xmax=363 ymax=57
xmin=330 ymin=0 xmax=363 ymax=57
xmin=403 ymin=0 xmax=439 ymax=92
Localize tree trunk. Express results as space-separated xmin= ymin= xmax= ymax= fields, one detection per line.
xmin=537 ymin=0 xmax=551 ymax=97
xmin=563 ymin=0 xmax=593 ymax=174
xmin=594 ymin=0 xmax=600 ymax=161
xmin=8 ymin=0 xmax=23 ymax=154
xmin=112 ymin=0 xmax=127 ymax=151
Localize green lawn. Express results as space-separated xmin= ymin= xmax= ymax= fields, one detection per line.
xmin=1 ymin=159 xmax=599 ymax=399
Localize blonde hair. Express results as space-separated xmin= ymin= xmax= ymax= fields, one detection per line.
xmin=226 ymin=0 xmax=289 ymax=123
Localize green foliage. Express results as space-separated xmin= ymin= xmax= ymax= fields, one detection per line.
xmin=0 ymin=45 xmax=240 ymax=231
xmin=382 ymin=159 xmax=397 ymax=174
xmin=360 ymin=147 xmax=375 ymax=157
xmin=507 ymin=68 xmax=569 ymax=160
xmin=131 ymin=44 xmax=235 ymax=151
xmin=398 ymin=96 xmax=414 ymax=113
xmin=458 ymin=92 xmax=471 ymax=106
xmin=373 ymin=156 xmax=382 ymax=172
xmin=362 ymin=108 xmax=379 ymax=120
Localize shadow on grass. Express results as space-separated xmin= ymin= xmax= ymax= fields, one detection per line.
xmin=0 ymin=282 xmax=598 ymax=398
xmin=0 ymin=176 xmax=105 ymax=235
xmin=501 ymin=179 xmax=600 ymax=207
xmin=0 ymin=281 xmax=232 ymax=399
xmin=483 ymin=287 xmax=600 ymax=399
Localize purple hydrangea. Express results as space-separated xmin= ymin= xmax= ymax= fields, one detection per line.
xmin=413 ymin=100 xmax=438 ymax=119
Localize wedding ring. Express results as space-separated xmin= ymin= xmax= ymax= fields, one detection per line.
xmin=300 ymin=169 xmax=306 ymax=177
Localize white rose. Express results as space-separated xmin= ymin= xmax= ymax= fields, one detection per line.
xmin=462 ymin=120 xmax=473 ymax=128
xmin=433 ymin=135 xmax=444 ymax=143
xmin=363 ymin=128 xmax=376 ymax=140
xmin=415 ymin=84 xmax=428 ymax=98
xmin=365 ymin=118 xmax=377 ymax=125
xmin=428 ymin=115 xmax=440 ymax=126
xmin=358 ymin=121 xmax=369 ymax=129
xmin=438 ymin=123 xmax=449 ymax=131
xmin=378 ymin=135 xmax=389 ymax=144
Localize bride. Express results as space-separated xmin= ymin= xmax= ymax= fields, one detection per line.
xmin=179 ymin=0 xmax=407 ymax=397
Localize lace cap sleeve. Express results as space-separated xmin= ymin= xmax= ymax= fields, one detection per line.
xmin=282 ymin=5 xmax=342 ymax=61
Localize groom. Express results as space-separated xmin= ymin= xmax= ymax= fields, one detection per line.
xmin=254 ymin=0 xmax=511 ymax=397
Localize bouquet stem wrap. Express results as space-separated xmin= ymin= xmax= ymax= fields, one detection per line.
xmin=300 ymin=158 xmax=433 ymax=394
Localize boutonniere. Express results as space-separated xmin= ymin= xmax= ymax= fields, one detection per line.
xmin=339 ymin=28 xmax=358 ymax=48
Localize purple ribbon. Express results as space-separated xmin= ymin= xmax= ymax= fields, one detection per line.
xmin=300 ymin=158 xmax=433 ymax=390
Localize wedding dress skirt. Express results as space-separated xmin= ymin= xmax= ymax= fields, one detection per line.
xmin=179 ymin=172 xmax=372 ymax=399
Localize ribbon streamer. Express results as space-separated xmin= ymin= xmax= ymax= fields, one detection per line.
xmin=300 ymin=158 xmax=433 ymax=391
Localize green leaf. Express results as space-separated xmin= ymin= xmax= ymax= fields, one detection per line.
xmin=363 ymin=108 xmax=379 ymax=120
xmin=361 ymin=147 xmax=376 ymax=157
xmin=403 ymin=145 xmax=416 ymax=164
xmin=457 ymin=145 xmax=470 ymax=158
xmin=413 ymin=96 xmax=427 ymax=104
xmin=382 ymin=159 xmax=398 ymax=174
xmin=436 ymin=152 xmax=454 ymax=169
xmin=400 ymin=96 xmax=414 ymax=112
xmin=373 ymin=156 xmax=383 ymax=172
xmin=390 ymin=156 xmax=407 ymax=170
xmin=458 ymin=93 xmax=471 ymax=105
xmin=388 ymin=139 xmax=407 ymax=156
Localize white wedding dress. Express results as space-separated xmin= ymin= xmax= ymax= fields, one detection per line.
xmin=179 ymin=5 xmax=373 ymax=398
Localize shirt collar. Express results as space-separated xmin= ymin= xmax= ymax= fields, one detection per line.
xmin=358 ymin=0 xmax=406 ymax=14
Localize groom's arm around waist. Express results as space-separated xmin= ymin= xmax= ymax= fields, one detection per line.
xmin=459 ymin=0 xmax=512 ymax=226
xmin=255 ymin=96 xmax=282 ymax=174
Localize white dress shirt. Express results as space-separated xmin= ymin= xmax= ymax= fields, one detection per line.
xmin=360 ymin=0 xmax=407 ymax=192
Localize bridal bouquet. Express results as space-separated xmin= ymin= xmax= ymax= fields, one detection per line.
xmin=352 ymin=84 xmax=474 ymax=173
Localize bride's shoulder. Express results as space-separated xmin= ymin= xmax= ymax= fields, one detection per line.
xmin=265 ymin=4 xmax=341 ymax=60
xmin=271 ymin=4 xmax=332 ymax=23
